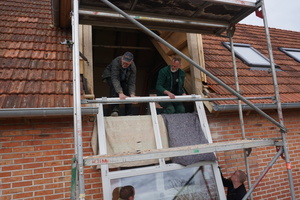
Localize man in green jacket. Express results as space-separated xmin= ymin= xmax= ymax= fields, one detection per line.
xmin=156 ymin=56 xmax=186 ymax=114
xmin=102 ymin=52 xmax=136 ymax=116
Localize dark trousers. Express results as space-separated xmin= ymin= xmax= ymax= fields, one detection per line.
xmin=159 ymin=102 xmax=185 ymax=114
xmin=107 ymin=78 xmax=132 ymax=115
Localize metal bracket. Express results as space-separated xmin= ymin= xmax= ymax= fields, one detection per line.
xmin=244 ymin=148 xmax=252 ymax=157
xmin=276 ymin=146 xmax=286 ymax=160
xmin=61 ymin=39 xmax=74 ymax=48
xmin=226 ymin=25 xmax=236 ymax=38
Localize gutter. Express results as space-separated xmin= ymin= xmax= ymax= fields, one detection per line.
xmin=0 ymin=107 xmax=98 ymax=118
xmin=1 ymin=103 xmax=299 ymax=118
xmin=213 ymin=102 xmax=300 ymax=112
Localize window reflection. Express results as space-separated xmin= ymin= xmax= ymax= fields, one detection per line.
xmin=111 ymin=165 xmax=218 ymax=200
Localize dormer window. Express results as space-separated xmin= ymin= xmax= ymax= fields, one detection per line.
xmin=279 ymin=47 xmax=300 ymax=63
xmin=222 ymin=42 xmax=281 ymax=71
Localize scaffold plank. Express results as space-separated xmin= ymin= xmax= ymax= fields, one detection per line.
xmin=84 ymin=139 xmax=281 ymax=166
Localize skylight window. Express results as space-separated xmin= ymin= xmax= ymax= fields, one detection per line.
xmin=222 ymin=42 xmax=281 ymax=70
xmin=279 ymin=47 xmax=300 ymax=63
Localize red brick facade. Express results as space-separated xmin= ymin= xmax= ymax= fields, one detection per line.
xmin=1 ymin=109 xmax=299 ymax=199
xmin=211 ymin=109 xmax=300 ymax=199
xmin=0 ymin=117 xmax=102 ymax=200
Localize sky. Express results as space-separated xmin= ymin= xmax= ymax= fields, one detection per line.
xmin=240 ymin=0 xmax=300 ymax=32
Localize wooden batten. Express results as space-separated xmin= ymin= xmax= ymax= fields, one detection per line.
xmin=79 ymin=25 xmax=94 ymax=95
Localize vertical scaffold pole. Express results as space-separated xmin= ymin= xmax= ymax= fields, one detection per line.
xmin=260 ymin=0 xmax=295 ymax=199
xmin=229 ymin=33 xmax=253 ymax=200
xmin=72 ymin=0 xmax=85 ymax=199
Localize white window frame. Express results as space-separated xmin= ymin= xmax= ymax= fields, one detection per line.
xmin=96 ymin=99 xmax=226 ymax=200
xmin=279 ymin=47 xmax=300 ymax=63
xmin=223 ymin=42 xmax=281 ymax=70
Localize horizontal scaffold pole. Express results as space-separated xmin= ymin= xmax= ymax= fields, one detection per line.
xmin=82 ymin=95 xmax=274 ymax=104
xmin=84 ymin=139 xmax=282 ymax=166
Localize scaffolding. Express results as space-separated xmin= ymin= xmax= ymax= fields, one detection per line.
xmin=71 ymin=0 xmax=295 ymax=199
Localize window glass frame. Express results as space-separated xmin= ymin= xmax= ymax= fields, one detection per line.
xmin=279 ymin=47 xmax=300 ymax=63
xmin=222 ymin=42 xmax=281 ymax=70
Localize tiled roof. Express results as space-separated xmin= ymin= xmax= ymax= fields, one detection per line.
xmin=0 ymin=0 xmax=74 ymax=108
xmin=202 ymin=24 xmax=300 ymax=106
xmin=1 ymin=0 xmax=300 ymax=109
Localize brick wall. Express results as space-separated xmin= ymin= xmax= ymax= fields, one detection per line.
xmin=0 ymin=117 xmax=102 ymax=200
xmin=209 ymin=109 xmax=300 ymax=200
xmin=1 ymin=109 xmax=299 ymax=200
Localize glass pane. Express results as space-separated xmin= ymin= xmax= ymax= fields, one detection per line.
xmin=287 ymin=50 xmax=300 ymax=60
xmin=235 ymin=46 xmax=270 ymax=65
xmin=111 ymin=165 xmax=219 ymax=200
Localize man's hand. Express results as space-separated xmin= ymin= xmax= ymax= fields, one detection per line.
xmin=119 ymin=93 xmax=127 ymax=100
xmin=130 ymin=94 xmax=138 ymax=104
xmin=164 ymin=91 xmax=175 ymax=99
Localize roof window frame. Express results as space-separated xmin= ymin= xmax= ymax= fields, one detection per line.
xmin=222 ymin=42 xmax=281 ymax=71
xmin=278 ymin=47 xmax=300 ymax=63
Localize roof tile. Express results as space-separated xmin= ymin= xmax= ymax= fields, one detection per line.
xmin=32 ymin=50 xmax=45 ymax=59
xmin=9 ymin=81 xmax=26 ymax=93
xmin=11 ymin=69 xmax=29 ymax=80
xmin=4 ymin=49 xmax=20 ymax=58
xmin=18 ymin=50 xmax=33 ymax=58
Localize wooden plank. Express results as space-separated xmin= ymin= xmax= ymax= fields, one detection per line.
xmin=150 ymin=39 xmax=172 ymax=64
xmin=84 ymin=139 xmax=280 ymax=166
xmin=165 ymin=32 xmax=187 ymax=55
xmin=79 ymin=25 xmax=94 ymax=96
xmin=196 ymin=34 xmax=207 ymax=83
xmin=179 ymin=46 xmax=190 ymax=71
xmin=187 ymin=33 xmax=206 ymax=94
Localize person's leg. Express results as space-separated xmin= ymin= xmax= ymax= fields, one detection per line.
xmin=174 ymin=102 xmax=185 ymax=113
xmin=107 ymin=78 xmax=119 ymax=115
xmin=159 ymin=102 xmax=175 ymax=114
xmin=122 ymin=81 xmax=132 ymax=116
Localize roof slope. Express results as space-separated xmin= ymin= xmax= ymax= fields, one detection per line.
xmin=1 ymin=0 xmax=300 ymax=110
xmin=0 ymin=0 xmax=73 ymax=108
xmin=202 ymin=24 xmax=300 ymax=107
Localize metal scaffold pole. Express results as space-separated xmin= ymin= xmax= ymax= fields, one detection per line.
xmin=72 ymin=0 xmax=85 ymax=199
xmin=260 ymin=0 xmax=295 ymax=198
xmin=229 ymin=33 xmax=253 ymax=200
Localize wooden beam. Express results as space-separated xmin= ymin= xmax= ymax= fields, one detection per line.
xmin=150 ymin=39 xmax=172 ymax=64
xmin=165 ymin=32 xmax=187 ymax=56
xmin=187 ymin=33 xmax=204 ymax=94
xmin=80 ymin=25 xmax=94 ymax=96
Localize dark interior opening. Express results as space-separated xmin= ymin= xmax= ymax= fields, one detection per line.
xmin=92 ymin=27 xmax=166 ymax=115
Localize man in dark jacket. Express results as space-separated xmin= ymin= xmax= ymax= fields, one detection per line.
xmin=220 ymin=167 xmax=247 ymax=200
xmin=102 ymin=52 xmax=136 ymax=116
xmin=156 ymin=56 xmax=186 ymax=114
